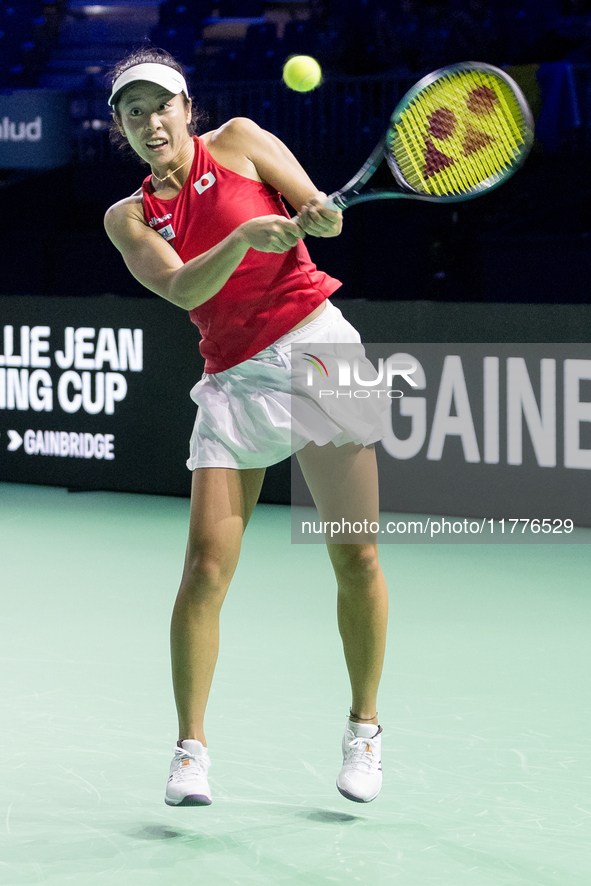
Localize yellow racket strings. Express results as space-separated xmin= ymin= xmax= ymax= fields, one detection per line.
xmin=395 ymin=72 xmax=500 ymax=195
xmin=391 ymin=69 xmax=528 ymax=196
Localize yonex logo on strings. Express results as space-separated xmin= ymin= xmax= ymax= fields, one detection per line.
xmin=423 ymin=85 xmax=499 ymax=179
xmin=0 ymin=116 xmax=42 ymax=142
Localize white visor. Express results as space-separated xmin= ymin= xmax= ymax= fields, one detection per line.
xmin=108 ymin=63 xmax=189 ymax=107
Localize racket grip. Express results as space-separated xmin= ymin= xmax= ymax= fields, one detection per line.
xmin=323 ymin=194 xmax=343 ymax=211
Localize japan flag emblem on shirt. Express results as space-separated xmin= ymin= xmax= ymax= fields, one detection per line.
xmin=194 ymin=172 xmax=216 ymax=195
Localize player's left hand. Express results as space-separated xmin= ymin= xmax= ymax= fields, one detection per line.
xmin=297 ymin=193 xmax=343 ymax=238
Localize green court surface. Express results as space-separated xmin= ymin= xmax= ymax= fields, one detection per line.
xmin=1 ymin=482 xmax=590 ymax=886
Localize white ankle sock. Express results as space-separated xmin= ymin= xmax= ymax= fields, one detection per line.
xmin=348 ymin=721 xmax=379 ymax=738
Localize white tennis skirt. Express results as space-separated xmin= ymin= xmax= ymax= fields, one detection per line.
xmin=186 ymin=300 xmax=390 ymax=470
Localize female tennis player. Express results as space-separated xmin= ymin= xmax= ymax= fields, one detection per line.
xmin=104 ymin=48 xmax=389 ymax=806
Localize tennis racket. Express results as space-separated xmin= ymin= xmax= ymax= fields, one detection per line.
xmin=324 ymin=61 xmax=534 ymax=210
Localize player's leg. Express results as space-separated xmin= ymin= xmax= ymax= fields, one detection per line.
xmin=328 ymin=540 xmax=388 ymax=726
xmin=171 ymin=465 xmax=265 ymax=746
xmin=166 ymin=466 xmax=264 ymax=808
xmin=296 ymin=441 xmax=388 ymax=718
xmin=296 ymin=441 xmax=387 ymax=801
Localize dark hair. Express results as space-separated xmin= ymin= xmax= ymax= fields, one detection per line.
xmin=108 ymin=47 xmax=204 ymax=157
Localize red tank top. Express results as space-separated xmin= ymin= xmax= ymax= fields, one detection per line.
xmin=141 ymin=136 xmax=341 ymax=373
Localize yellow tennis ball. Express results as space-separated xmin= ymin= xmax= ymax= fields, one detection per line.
xmin=282 ymin=56 xmax=322 ymax=93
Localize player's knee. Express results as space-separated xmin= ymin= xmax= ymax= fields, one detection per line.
xmin=330 ymin=543 xmax=380 ymax=586
xmin=180 ymin=543 xmax=238 ymax=603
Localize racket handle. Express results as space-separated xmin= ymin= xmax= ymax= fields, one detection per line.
xmin=323 ymin=193 xmax=345 ymax=211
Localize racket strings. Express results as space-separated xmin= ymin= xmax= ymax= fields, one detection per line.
xmin=397 ymin=74 xmax=495 ymax=194
xmin=390 ymin=68 xmax=530 ymax=197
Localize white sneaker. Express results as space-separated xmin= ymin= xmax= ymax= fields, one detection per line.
xmin=336 ymin=721 xmax=383 ymax=803
xmin=165 ymin=740 xmax=212 ymax=807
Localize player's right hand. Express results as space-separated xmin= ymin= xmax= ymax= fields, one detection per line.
xmin=239 ymin=215 xmax=305 ymax=253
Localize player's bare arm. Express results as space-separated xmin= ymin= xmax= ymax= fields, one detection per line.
xmin=203 ymin=117 xmax=343 ymax=238
xmin=104 ymin=193 xmax=304 ymax=311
